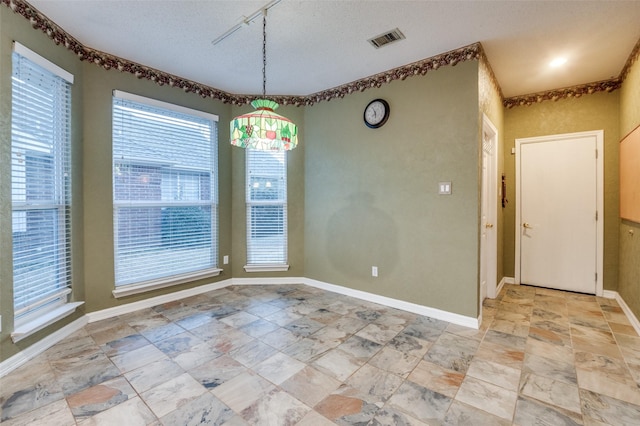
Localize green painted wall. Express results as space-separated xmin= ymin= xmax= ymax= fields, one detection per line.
xmin=230 ymin=104 xmax=305 ymax=278
xmin=503 ymin=92 xmax=621 ymax=292
xmin=304 ymin=61 xmax=481 ymax=318
xmin=619 ymin=52 xmax=640 ymax=318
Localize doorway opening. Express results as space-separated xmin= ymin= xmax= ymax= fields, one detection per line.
xmin=480 ymin=114 xmax=498 ymax=308
xmin=515 ymin=130 xmax=603 ymax=295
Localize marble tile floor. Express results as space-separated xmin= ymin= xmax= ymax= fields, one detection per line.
xmin=2 ymin=283 xmax=640 ymax=425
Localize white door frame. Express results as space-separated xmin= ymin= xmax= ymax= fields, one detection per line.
xmin=481 ymin=114 xmax=498 ymax=301
xmin=515 ymin=130 xmax=603 ymax=296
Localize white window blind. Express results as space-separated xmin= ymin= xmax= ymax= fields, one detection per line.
xmin=11 ymin=44 xmax=73 ymax=319
xmin=246 ymin=150 xmax=287 ymax=264
xmin=112 ymin=92 xmax=218 ymax=286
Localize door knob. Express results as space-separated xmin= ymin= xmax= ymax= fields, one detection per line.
xmin=523 ymin=222 xmax=532 ymax=229
xmin=485 ymin=223 xmax=494 ymax=228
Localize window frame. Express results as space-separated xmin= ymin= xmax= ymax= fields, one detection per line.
xmin=111 ymin=91 xmax=221 ymax=297
xmin=244 ymin=149 xmax=289 ymax=271
xmin=10 ymin=42 xmax=83 ymax=341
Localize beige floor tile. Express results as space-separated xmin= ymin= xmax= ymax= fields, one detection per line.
xmin=571 ymin=326 xmax=623 ymax=359
xmin=139 ymin=373 xmax=206 ymax=418
xmin=280 ymin=366 xmax=341 ymax=407
xmin=385 ymin=381 xmax=452 ymax=424
xmin=124 ymin=357 xmax=184 ymax=393
xmin=368 ymin=346 xmax=421 ymax=378
xmin=575 ymin=351 xmax=640 ymax=406
xmin=525 ymin=336 xmax=574 ymax=363
xmin=466 ymin=357 xmax=521 ymax=391
xmin=490 ymin=318 xmax=530 ymax=337
xmin=519 ymin=372 xmax=581 ymax=414
xmin=343 ymin=364 xmax=404 ymax=404
xmin=253 ymin=351 xmax=306 ymax=384
xmin=609 ymin=321 xmax=639 ymax=336
xmin=90 ymin=322 xmax=138 ymax=346
xmin=407 ymin=360 xmax=464 ymax=398
xmin=5 ymin=283 xmax=640 ymax=426
xmin=240 ymin=389 xmax=310 ymax=425
xmin=296 ymin=410 xmax=337 ymax=426
xmin=211 ymin=371 xmax=275 ymax=413
xmin=312 ymin=348 xmax=363 ymax=382
xmin=474 ymin=340 xmax=525 ymax=369
xmin=79 ymin=397 xmax=156 ymax=426
xmin=455 ymin=376 xmax=518 ymax=421
xmin=1 ymin=399 xmax=75 ymax=426
xmin=109 ymin=343 xmax=167 ymax=373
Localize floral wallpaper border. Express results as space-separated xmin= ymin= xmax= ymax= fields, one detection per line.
xmin=503 ymin=79 xmax=622 ymax=109
xmin=5 ymin=0 xmax=637 ymax=109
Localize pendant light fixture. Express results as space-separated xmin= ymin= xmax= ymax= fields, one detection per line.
xmin=230 ymin=9 xmax=298 ymax=151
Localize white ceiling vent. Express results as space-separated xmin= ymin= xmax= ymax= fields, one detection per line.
xmin=368 ymin=28 xmax=405 ymax=49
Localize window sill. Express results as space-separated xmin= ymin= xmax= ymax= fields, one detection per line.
xmin=12 ymin=301 xmax=84 ymax=343
xmin=112 ymin=268 xmax=223 ymax=298
xmin=244 ymin=264 xmax=290 ymax=273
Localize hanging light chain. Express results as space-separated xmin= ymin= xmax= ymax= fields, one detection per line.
xmin=262 ymin=10 xmax=267 ymax=97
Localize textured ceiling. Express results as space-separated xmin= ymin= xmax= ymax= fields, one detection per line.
xmin=26 ymin=0 xmax=640 ymax=98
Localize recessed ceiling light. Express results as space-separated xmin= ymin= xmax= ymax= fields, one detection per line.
xmin=549 ymin=57 xmax=567 ymax=68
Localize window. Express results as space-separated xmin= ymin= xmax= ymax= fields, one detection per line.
xmin=112 ymin=91 xmax=218 ymax=289
xmin=11 ymin=43 xmax=73 ymax=322
xmin=245 ymin=150 xmax=288 ymax=268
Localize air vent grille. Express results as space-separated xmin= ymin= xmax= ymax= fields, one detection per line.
xmin=368 ymin=28 xmax=406 ymax=49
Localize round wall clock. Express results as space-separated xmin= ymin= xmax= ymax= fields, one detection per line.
xmin=363 ymin=98 xmax=390 ymax=129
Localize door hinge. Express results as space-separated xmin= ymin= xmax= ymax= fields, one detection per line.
xmin=595 ymin=272 xmax=598 ymax=282
xmin=596 ymin=211 xmax=598 ymax=221
xmin=596 ymin=149 xmax=598 ymax=159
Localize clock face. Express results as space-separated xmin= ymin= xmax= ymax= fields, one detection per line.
xmin=364 ymin=99 xmax=389 ymax=128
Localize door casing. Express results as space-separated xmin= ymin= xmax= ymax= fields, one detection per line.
xmin=515 ymin=130 xmax=603 ymax=296
xmin=480 ymin=114 xmax=498 ymax=304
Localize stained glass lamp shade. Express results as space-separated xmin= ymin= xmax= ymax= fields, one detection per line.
xmin=230 ymin=99 xmax=298 ymax=150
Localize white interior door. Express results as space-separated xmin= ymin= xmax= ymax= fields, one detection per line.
xmin=480 ymin=115 xmax=498 ymax=302
xmin=516 ymin=131 xmax=603 ymax=294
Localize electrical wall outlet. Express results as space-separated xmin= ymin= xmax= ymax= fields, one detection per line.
xmin=372 ymin=266 xmax=378 ymax=277
xmin=223 ymin=255 xmax=229 ymax=265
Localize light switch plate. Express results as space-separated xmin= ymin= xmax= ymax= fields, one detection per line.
xmin=438 ymin=181 xmax=452 ymax=195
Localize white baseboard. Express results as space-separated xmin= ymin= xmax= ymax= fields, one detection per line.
xmin=602 ymin=290 xmax=640 ymax=336
xmin=497 ymin=276 xmax=514 ymax=296
xmin=225 ymin=276 xmax=478 ymax=328
xmin=86 ymin=279 xmax=233 ymax=323
xmin=303 ymin=278 xmax=479 ymax=329
xmin=230 ymin=277 xmax=305 ymax=286
xmin=0 ymin=316 xmax=87 ymax=378
xmin=2 ymin=276 xmax=478 ymax=378
xmin=602 ymin=290 xmax=617 ymax=299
